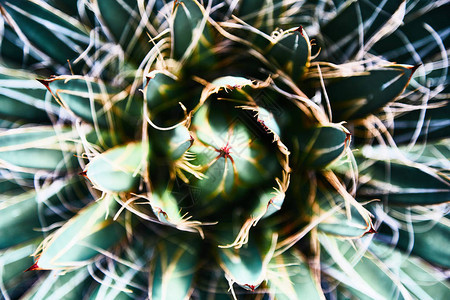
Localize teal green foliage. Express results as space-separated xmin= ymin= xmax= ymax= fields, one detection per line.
xmin=0 ymin=1 xmax=448 ymax=299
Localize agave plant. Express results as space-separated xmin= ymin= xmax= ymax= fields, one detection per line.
xmin=0 ymin=0 xmax=449 ymax=299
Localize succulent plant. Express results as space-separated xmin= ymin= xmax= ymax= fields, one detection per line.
xmin=0 ymin=0 xmax=449 ymax=299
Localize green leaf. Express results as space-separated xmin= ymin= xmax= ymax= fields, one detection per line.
xmin=188 ymin=146 xmax=236 ymax=202
xmin=0 ymin=0 xmax=90 ymax=68
xmin=221 ymin=175 xmax=288 ymax=249
xmin=41 ymin=76 xmax=137 ymax=129
xmin=323 ymin=232 xmax=450 ymax=298
xmin=151 ymin=125 xmax=193 ymax=161
xmin=393 ymin=100 xmax=450 ymax=144
xmin=0 ymin=116 xmax=21 ymax=130
xmin=45 ymin=0 xmax=79 ymax=17
xmin=293 ymin=124 xmax=349 ymax=169
xmin=91 ymin=238 xmax=150 ymax=300
xmin=31 ymin=196 xmax=125 ymax=270
xmin=265 ymin=27 xmax=311 ymax=82
xmin=371 ymin=3 xmax=450 ymax=64
xmin=251 ymin=182 xmax=286 ymax=221
xmin=189 ymin=101 xmax=279 ymax=203
xmin=0 ymin=239 xmax=40 ymax=292
xmin=0 ymin=190 xmax=46 ymax=249
xmin=392 ymin=140 xmax=450 ymax=170
xmin=321 ymin=65 xmax=416 ymax=121
xmin=319 ymin=0 xmax=405 ymax=62
xmin=378 ymin=212 xmax=450 ymax=268
xmin=317 ymin=189 xmax=372 ymax=238
xmin=95 ymin=0 xmax=153 ymax=64
xmin=0 ymin=69 xmax=55 ymax=122
xmin=0 ymin=23 xmax=43 ymax=69
xmin=369 ymin=241 xmax=450 ymax=300
xmin=21 ymin=267 xmax=91 ymax=300
xmin=218 ymin=230 xmax=276 ymax=292
xmin=0 ymin=177 xmax=88 ymax=249
xmin=172 ymin=0 xmax=215 ymax=68
xmin=149 ymin=235 xmax=199 ymax=300
xmin=0 ymin=126 xmax=78 ymax=172
xmin=236 ymin=0 xmax=284 ymax=33
xmin=320 ymin=234 xmax=411 ymax=300
xmin=268 ymin=249 xmax=324 ymax=300
xmin=356 ymin=148 xmax=450 ymax=205
xmin=85 ymin=142 xmax=147 ymax=193
xmin=147 ymin=188 xmax=203 ymax=235
xmin=144 ymin=71 xmax=200 ymax=127
xmin=0 ymin=172 xmax=32 ymax=194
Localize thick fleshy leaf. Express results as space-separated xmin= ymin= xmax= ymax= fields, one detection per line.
xmin=0 ymin=116 xmax=19 ymax=129
xmin=371 ymin=2 xmax=450 ymax=64
xmin=144 ymin=71 xmax=200 ymax=127
xmin=365 ymin=139 xmax=450 ymax=169
xmin=265 ymin=27 xmax=311 ymax=82
xmin=151 ymin=125 xmax=193 ymax=161
xmin=293 ymin=124 xmax=349 ymax=169
xmin=317 ymin=189 xmax=372 ymax=238
xmin=268 ymin=249 xmax=325 ymax=300
xmin=0 ymin=171 xmax=34 ymax=195
xmin=218 ymin=230 xmax=275 ymax=292
xmin=149 ymin=235 xmax=199 ymax=300
xmin=188 ymin=146 xmax=236 ymax=202
xmin=323 ymin=234 xmax=450 ymax=299
xmin=0 ymin=0 xmax=90 ymax=69
xmin=31 ymin=196 xmax=125 ymax=270
xmin=0 ymin=69 xmax=59 ymax=122
xmin=45 ymin=0 xmax=79 ymax=17
xmin=320 ymin=234 xmax=414 ymax=300
xmin=0 ymin=239 xmax=40 ymax=296
xmin=357 ymin=148 xmax=450 ymax=205
xmin=393 ymin=100 xmax=450 ymax=144
xmin=172 ymin=0 xmax=215 ymax=68
xmin=250 ymin=183 xmax=286 ymax=221
xmin=378 ymin=212 xmax=450 ymax=268
xmin=147 ymin=189 xmax=202 ymax=235
xmin=85 ymin=142 xmax=147 ymax=193
xmin=1 ymin=190 xmax=47 ymax=249
xmin=221 ymin=174 xmax=288 ymax=249
xmin=319 ymin=0 xmax=405 ymax=62
xmin=21 ymin=268 xmax=91 ymax=299
xmin=95 ymin=0 xmax=154 ymax=64
xmin=194 ymin=262 xmax=240 ymax=299
xmin=91 ymin=238 xmax=150 ymax=300
xmin=0 ymin=178 xmax=21 ymax=194
xmin=0 ymin=177 xmax=88 ymax=249
xmin=40 ymin=76 xmax=140 ymax=130
xmin=236 ymin=0 xmax=284 ymax=32
xmin=189 ymin=101 xmax=279 ymax=204
xmin=369 ymin=241 xmax=450 ymax=300
xmin=0 ymin=126 xmax=78 ymax=172
xmin=320 ymin=65 xmax=416 ymax=121
xmin=0 ymin=22 xmax=43 ymax=68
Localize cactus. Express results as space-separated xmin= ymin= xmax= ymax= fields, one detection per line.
xmin=0 ymin=0 xmax=449 ymax=299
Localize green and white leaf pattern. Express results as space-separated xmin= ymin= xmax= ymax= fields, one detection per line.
xmin=0 ymin=0 xmax=448 ymax=299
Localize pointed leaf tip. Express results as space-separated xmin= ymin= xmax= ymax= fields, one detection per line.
xmin=408 ymin=64 xmax=420 ymax=80
xmin=244 ymin=284 xmax=258 ymax=292
xmin=363 ymin=226 xmax=377 ymax=236
xmin=295 ymin=25 xmax=304 ymax=36
xmin=24 ymin=261 xmax=40 ymax=272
